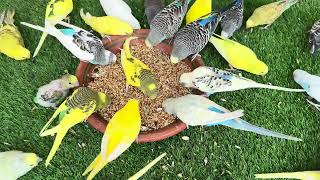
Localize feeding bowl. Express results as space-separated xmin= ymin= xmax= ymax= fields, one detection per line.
xmin=75 ymin=29 xmax=204 ymax=143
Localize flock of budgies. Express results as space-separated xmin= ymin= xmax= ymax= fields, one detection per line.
xmin=0 ymin=0 xmax=320 ymax=179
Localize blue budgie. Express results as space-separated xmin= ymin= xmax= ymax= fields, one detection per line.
xmin=309 ymin=19 xmax=320 ymax=55
xmin=294 ymin=69 xmax=320 ymax=110
xmin=145 ymin=0 xmax=190 ymax=47
xmin=163 ymin=94 xmax=302 ymax=141
xmin=170 ymin=11 xmax=222 ymax=64
xmin=220 ymin=0 xmax=244 ymax=38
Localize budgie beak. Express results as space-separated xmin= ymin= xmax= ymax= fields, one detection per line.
xmin=145 ymin=39 xmax=153 ymax=48
xmin=170 ymin=56 xmax=179 ymax=64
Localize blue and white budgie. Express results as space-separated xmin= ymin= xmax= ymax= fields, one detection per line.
xmin=99 ymin=0 xmax=140 ymax=29
xmin=163 ymin=94 xmax=302 ymax=141
xmin=293 ymin=69 xmax=320 ymax=110
xmin=144 ymin=0 xmax=165 ymax=25
xmin=180 ymin=66 xmax=305 ymax=96
xmin=220 ymin=0 xmax=244 ymax=38
xmin=34 ymin=74 xmax=79 ymax=108
xmin=21 ymin=21 xmax=116 ymax=65
xmin=145 ymin=0 xmax=191 ymax=47
xmin=170 ymin=11 xmax=222 ymax=64
xmin=309 ymin=20 xmax=320 ymax=55
xmin=0 ymin=151 xmax=42 ymax=180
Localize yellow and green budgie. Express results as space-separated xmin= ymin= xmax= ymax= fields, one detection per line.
xmin=0 ymin=10 xmax=30 ymax=60
xmin=121 ymin=36 xmax=159 ymax=99
xmin=83 ymin=99 xmax=141 ymax=180
xmin=255 ymin=171 xmax=320 ymax=180
xmin=40 ymin=87 xmax=111 ymax=166
xmin=33 ymin=0 xmax=73 ymax=57
xmin=186 ymin=0 xmax=212 ymax=24
xmin=209 ymin=34 xmax=268 ymax=75
xmin=80 ymin=9 xmax=133 ymax=37
xmin=246 ymin=0 xmax=298 ymax=29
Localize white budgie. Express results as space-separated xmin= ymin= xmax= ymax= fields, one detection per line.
xmin=99 ymin=0 xmax=141 ymax=29
xmin=21 ymin=21 xmax=116 ymax=65
xmin=163 ymin=94 xmax=244 ymax=126
xmin=0 ymin=151 xmax=42 ymax=180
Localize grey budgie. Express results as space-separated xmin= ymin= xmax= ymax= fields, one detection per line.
xmin=220 ymin=0 xmax=244 ymax=38
xmin=170 ymin=11 xmax=221 ymax=64
xmin=310 ymin=19 xmax=320 ymax=55
xmin=144 ymin=0 xmax=165 ymax=25
xmin=145 ymin=0 xmax=190 ymax=47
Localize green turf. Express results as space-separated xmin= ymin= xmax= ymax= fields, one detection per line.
xmin=0 ymin=0 xmax=319 ymax=179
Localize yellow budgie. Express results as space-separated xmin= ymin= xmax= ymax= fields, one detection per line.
xmin=209 ymin=34 xmax=268 ymax=75
xmin=0 ymin=10 xmax=30 ymax=60
xmin=121 ymin=37 xmax=159 ymax=99
xmin=255 ymin=171 xmax=320 ymax=180
xmin=80 ymin=9 xmax=133 ymax=37
xmin=33 ymin=0 xmax=73 ymax=57
xmin=246 ymin=0 xmax=298 ymax=29
xmin=83 ymin=99 xmax=141 ymax=180
xmin=40 ymin=87 xmax=111 ymax=166
xmin=186 ymin=0 xmax=212 ymax=24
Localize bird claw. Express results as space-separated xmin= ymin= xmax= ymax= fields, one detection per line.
xmin=64 ymin=16 xmax=70 ymax=24
xmin=190 ymin=54 xmax=201 ymax=61
xmin=261 ymin=24 xmax=271 ymax=30
xmin=306 ymin=99 xmax=320 ymax=111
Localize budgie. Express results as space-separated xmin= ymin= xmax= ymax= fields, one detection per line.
xmin=220 ymin=0 xmax=244 ymax=38
xmin=121 ymin=37 xmax=159 ymax=99
xmin=80 ymin=9 xmax=133 ymax=37
xmin=145 ymin=0 xmax=190 ymax=47
xmin=246 ymin=0 xmax=298 ymax=29
xmin=209 ymin=34 xmax=268 ymax=75
xmin=293 ymin=69 xmax=320 ymax=110
xmin=144 ymin=0 xmax=165 ymax=24
xmin=170 ymin=11 xmax=221 ymax=64
xmin=180 ymin=66 xmax=305 ymax=96
xmin=21 ymin=21 xmax=117 ymax=65
xmin=163 ymin=94 xmax=302 ymax=141
xmin=34 ymin=74 xmax=79 ymax=108
xmin=255 ymin=171 xmax=320 ymax=180
xmin=0 ymin=10 xmax=30 ymax=60
xmin=99 ymin=0 xmax=140 ymax=29
xmin=309 ymin=20 xmax=320 ymax=55
xmin=40 ymin=87 xmax=111 ymax=166
xmin=186 ymin=0 xmax=212 ymax=24
xmin=83 ymin=99 xmax=141 ymax=180
xmin=33 ymin=0 xmax=73 ymax=57
xmin=0 ymin=151 xmax=42 ymax=180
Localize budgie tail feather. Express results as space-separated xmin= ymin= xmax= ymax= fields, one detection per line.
xmin=255 ymin=172 xmax=306 ymax=179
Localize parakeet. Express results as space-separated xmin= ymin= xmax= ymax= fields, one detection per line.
xmin=99 ymin=0 xmax=141 ymax=29
xmin=83 ymin=99 xmax=141 ymax=180
xmin=128 ymin=153 xmax=167 ymax=180
xmin=0 ymin=10 xmax=30 ymax=60
xmin=144 ymin=0 xmax=165 ymax=24
xmin=186 ymin=0 xmax=212 ymax=24
xmin=255 ymin=171 xmax=320 ymax=180
xmin=170 ymin=11 xmax=221 ymax=64
xmin=0 ymin=151 xmax=42 ymax=180
xmin=180 ymin=66 xmax=305 ymax=96
xmin=80 ymin=9 xmax=133 ymax=37
xmin=33 ymin=0 xmax=73 ymax=57
xmin=163 ymin=95 xmax=302 ymax=141
xmin=163 ymin=94 xmax=244 ymax=126
xmin=209 ymin=34 xmax=268 ymax=75
xmin=246 ymin=0 xmax=298 ymax=29
xmin=145 ymin=0 xmax=190 ymax=47
xmin=34 ymin=74 xmax=79 ymax=108
xmin=40 ymin=87 xmax=111 ymax=166
xmin=293 ymin=69 xmax=320 ymax=110
xmin=309 ymin=20 xmax=320 ymax=55
xmin=220 ymin=0 xmax=244 ymax=38
xmin=121 ymin=37 xmax=159 ymax=99
xmin=21 ymin=21 xmax=117 ymax=65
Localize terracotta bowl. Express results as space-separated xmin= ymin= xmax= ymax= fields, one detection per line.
xmin=75 ymin=29 xmax=205 ymax=143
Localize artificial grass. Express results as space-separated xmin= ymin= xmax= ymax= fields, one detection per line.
xmin=0 ymin=0 xmax=319 ymax=179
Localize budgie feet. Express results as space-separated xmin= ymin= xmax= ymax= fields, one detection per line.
xmin=63 ymin=16 xmax=70 ymax=24
xmin=226 ymin=64 xmax=241 ymax=74
xmin=190 ymin=54 xmax=201 ymax=61
xmin=102 ymin=35 xmax=111 ymax=41
xmin=0 ymin=11 xmax=5 ymax=25
xmin=306 ymin=99 xmax=320 ymax=111
xmin=201 ymin=93 xmax=211 ymax=98
xmin=262 ymin=24 xmax=271 ymax=30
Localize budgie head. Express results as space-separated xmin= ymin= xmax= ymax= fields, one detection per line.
xmin=61 ymin=75 xmax=79 ymax=89
xmin=145 ymin=28 xmax=165 ymax=48
xmin=23 ymin=153 xmax=42 ymax=167
xmin=162 ymin=97 xmax=177 ymax=115
xmin=96 ymin=92 xmax=112 ymax=110
xmin=170 ymin=41 xmax=190 ymax=64
xmin=249 ymin=59 xmax=268 ymax=75
xmin=139 ymin=71 xmax=159 ymax=99
xmin=15 ymin=47 xmax=31 ymax=60
xmin=180 ymin=66 xmax=213 ymax=88
xmin=179 ymin=72 xmax=194 ymax=88
xmin=246 ymin=19 xmax=256 ymax=29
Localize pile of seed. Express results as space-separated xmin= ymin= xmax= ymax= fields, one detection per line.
xmin=88 ymin=43 xmax=191 ymax=131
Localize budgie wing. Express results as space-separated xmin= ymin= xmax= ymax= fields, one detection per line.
xmin=121 ymin=51 xmax=141 ymax=87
